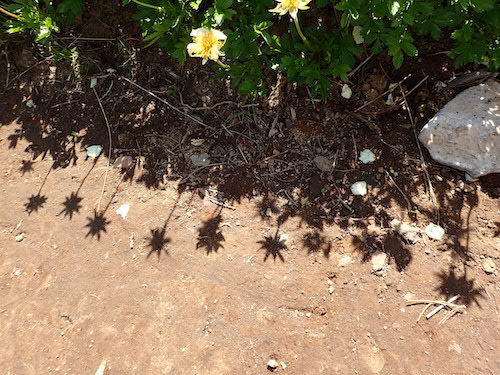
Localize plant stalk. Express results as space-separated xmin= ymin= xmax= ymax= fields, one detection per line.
xmin=293 ymin=16 xmax=307 ymax=42
xmin=216 ymin=59 xmax=229 ymax=69
xmin=130 ymin=0 xmax=162 ymax=11
xmin=0 ymin=6 xmax=22 ymax=20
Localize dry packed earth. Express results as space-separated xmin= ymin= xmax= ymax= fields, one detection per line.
xmin=1 ymin=113 xmax=499 ymax=375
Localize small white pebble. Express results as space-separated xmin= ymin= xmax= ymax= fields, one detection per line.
xmin=341 ymin=84 xmax=352 ymax=99
xmin=359 ymin=149 xmax=376 ymax=164
xmin=425 ymin=223 xmax=445 ymax=240
xmin=267 ymin=359 xmax=278 ymax=369
xmin=15 ymin=233 xmax=25 ymax=242
xmin=351 ymin=181 xmax=368 ymax=196
xmin=116 ymin=204 xmax=130 ymax=219
xmin=352 ymin=26 xmax=364 ymax=44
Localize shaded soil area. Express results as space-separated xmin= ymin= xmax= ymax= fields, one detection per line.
xmin=0 ymin=3 xmax=499 ymax=374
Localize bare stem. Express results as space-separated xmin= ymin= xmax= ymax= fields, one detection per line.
xmin=130 ymin=0 xmax=162 ymax=11
xmin=216 ymin=59 xmax=229 ymax=69
xmin=293 ymin=16 xmax=307 ymax=42
xmin=0 ymin=5 xmax=22 ymax=20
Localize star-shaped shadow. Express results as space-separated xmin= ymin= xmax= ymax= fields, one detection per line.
xmin=196 ymin=215 xmax=225 ymax=254
xmin=84 ymin=210 xmax=111 ymax=240
xmin=257 ymin=233 xmax=288 ymax=262
xmin=302 ymin=231 xmax=332 ymax=258
xmin=58 ymin=192 xmax=83 ymax=219
xmin=146 ymin=226 xmax=171 ymax=259
xmin=24 ymin=194 xmax=47 ymax=214
xmin=435 ymin=268 xmax=485 ymax=307
xmin=19 ymin=160 xmax=35 ymax=175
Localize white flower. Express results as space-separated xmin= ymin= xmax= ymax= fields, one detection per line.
xmin=269 ymin=0 xmax=312 ymax=19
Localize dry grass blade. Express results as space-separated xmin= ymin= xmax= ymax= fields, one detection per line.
xmin=93 ymin=87 xmax=113 ymax=212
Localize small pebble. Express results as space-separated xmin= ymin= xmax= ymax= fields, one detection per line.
xmin=15 ymin=233 xmax=25 ymax=242
xmin=359 ymin=149 xmax=376 ymax=164
xmin=351 ymin=181 xmax=368 ymax=196
xmin=482 ymin=258 xmax=496 ymax=274
xmin=306 ymin=312 xmax=312 ymax=318
xmin=371 ymin=251 xmax=387 ymax=272
xmin=425 ymin=223 xmax=445 ymax=241
xmin=328 ymin=286 xmax=334 ymax=294
xmin=267 ymin=359 xmax=278 ymax=369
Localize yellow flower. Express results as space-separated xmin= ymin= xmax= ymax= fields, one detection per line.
xmin=269 ymin=0 xmax=312 ymax=19
xmin=187 ymin=28 xmax=227 ymax=65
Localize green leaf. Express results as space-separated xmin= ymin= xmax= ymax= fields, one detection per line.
xmin=401 ymin=41 xmax=418 ymax=57
xmin=392 ymin=51 xmax=404 ymax=68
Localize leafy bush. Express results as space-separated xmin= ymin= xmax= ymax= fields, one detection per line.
xmin=123 ymin=0 xmax=498 ymax=97
xmin=1 ymin=0 xmax=84 ymax=41
xmin=1 ymin=1 xmax=498 ymax=96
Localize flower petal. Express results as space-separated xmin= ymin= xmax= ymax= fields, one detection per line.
xmin=289 ymin=7 xmax=298 ymax=19
xmin=190 ymin=28 xmax=209 ymax=38
xmin=211 ymin=29 xmax=227 ymax=41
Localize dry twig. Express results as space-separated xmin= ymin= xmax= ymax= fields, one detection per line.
xmin=407 ymin=295 xmax=466 ymax=324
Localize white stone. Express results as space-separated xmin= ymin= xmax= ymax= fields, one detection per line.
xmin=341 ymin=84 xmax=352 ymax=99
xmin=359 ymin=149 xmax=376 ymax=164
xmin=116 ymin=204 xmax=130 ymax=219
xmin=419 ymin=80 xmax=500 ymax=177
xmin=425 ymin=223 xmax=445 ymax=241
xmin=351 ymin=181 xmax=368 ymax=196
xmin=267 ymin=359 xmax=278 ymax=369
xmin=371 ymin=251 xmax=387 ymax=272
xmin=86 ymin=145 xmax=103 ymax=159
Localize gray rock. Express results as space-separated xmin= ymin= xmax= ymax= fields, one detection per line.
xmin=314 ymin=155 xmax=333 ymax=172
xmin=190 ymin=153 xmax=211 ymax=167
xmin=419 ymin=80 xmax=500 ymax=177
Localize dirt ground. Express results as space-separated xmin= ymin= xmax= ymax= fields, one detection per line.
xmin=1 ymin=91 xmax=499 ymax=375
xmin=0 ymin=4 xmax=499 ymax=373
